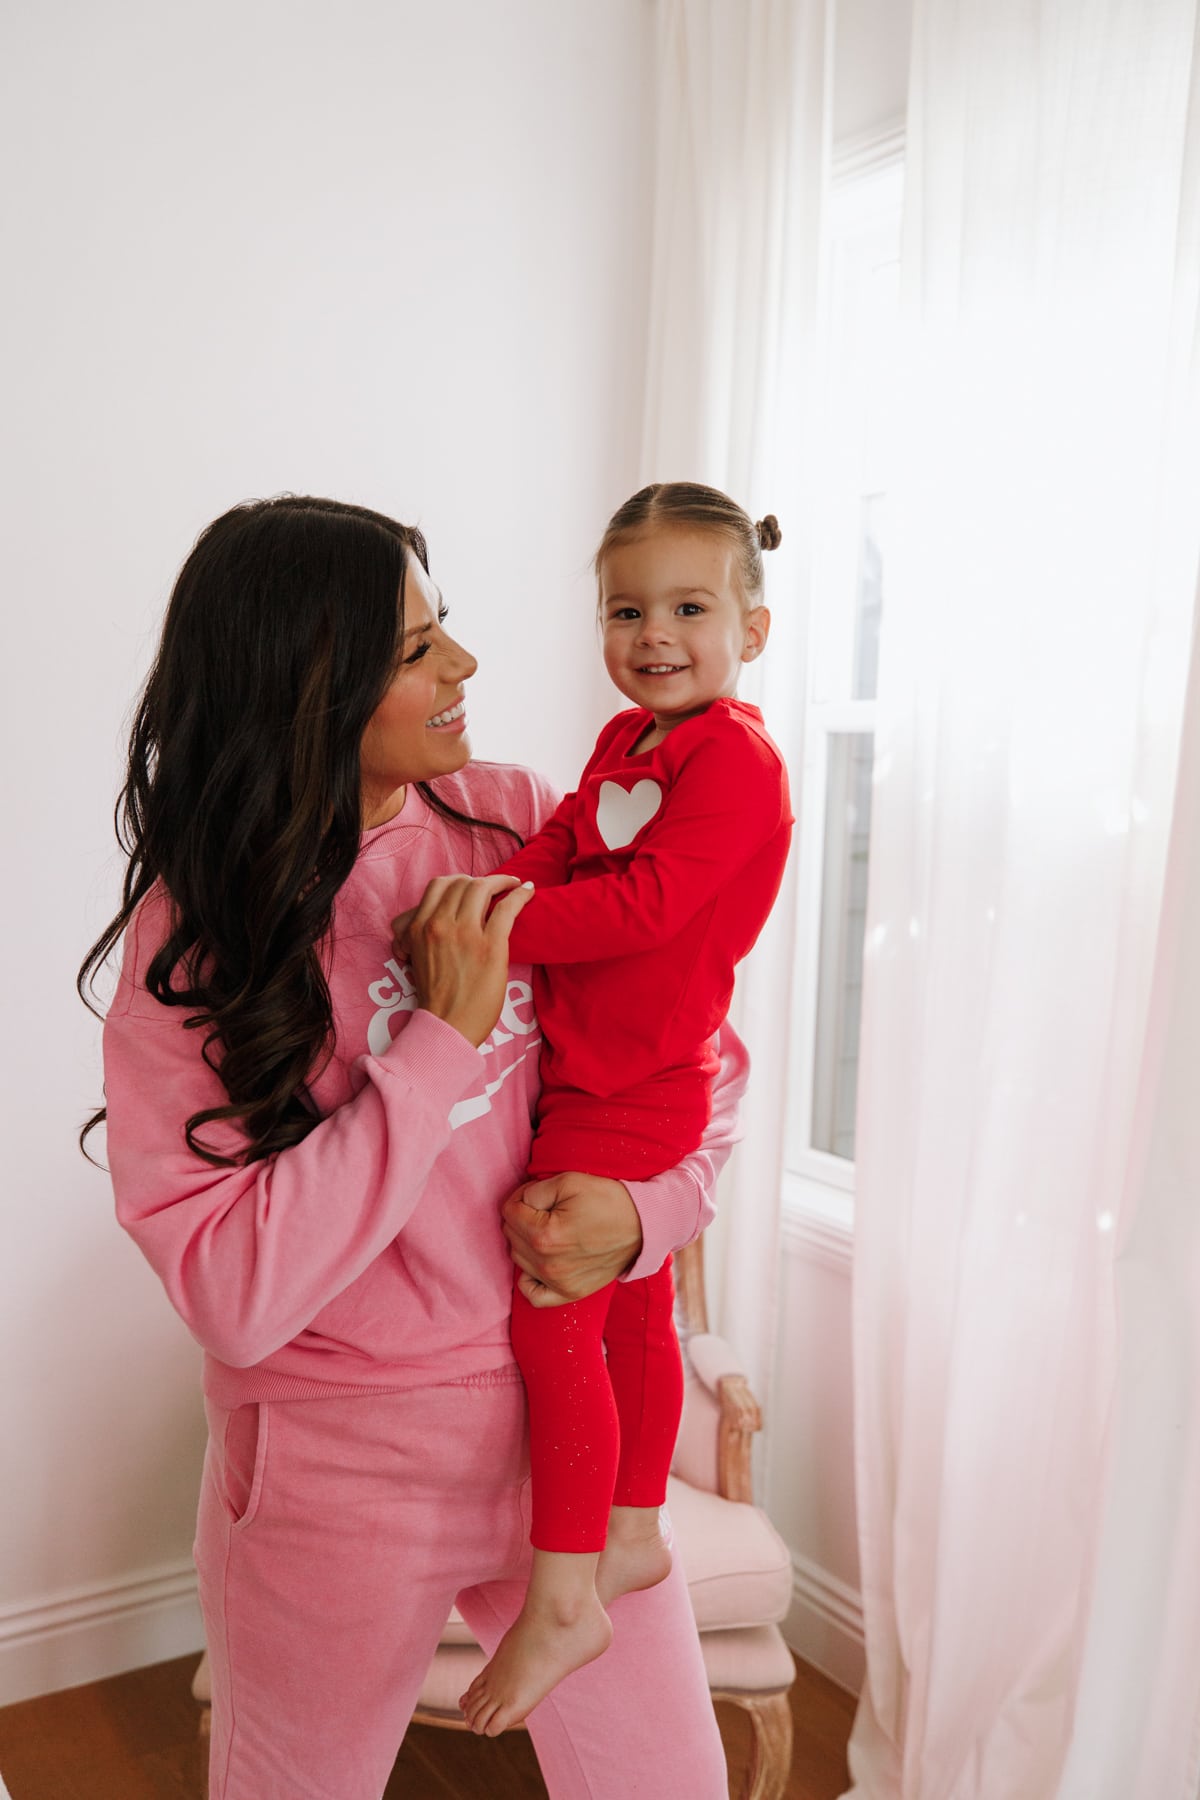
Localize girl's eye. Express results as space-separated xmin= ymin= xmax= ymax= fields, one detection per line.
xmin=678 ymin=602 xmax=704 ymax=616
xmin=611 ymin=608 xmax=641 ymax=622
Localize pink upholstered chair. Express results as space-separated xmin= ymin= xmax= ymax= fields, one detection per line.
xmin=193 ymin=1235 xmax=795 ymax=1798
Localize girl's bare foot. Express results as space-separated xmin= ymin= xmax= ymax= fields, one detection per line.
xmin=460 ymin=1589 xmax=612 ymax=1736
xmin=596 ymin=1504 xmax=672 ymax=1605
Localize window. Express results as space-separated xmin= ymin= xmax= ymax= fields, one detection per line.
xmin=784 ymin=149 xmax=903 ymax=1230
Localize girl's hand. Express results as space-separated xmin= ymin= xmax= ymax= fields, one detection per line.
xmin=391 ymin=874 xmax=534 ymax=1049
xmin=501 ymin=1173 xmax=644 ymax=1305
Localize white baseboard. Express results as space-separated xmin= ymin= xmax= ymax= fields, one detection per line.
xmin=0 ymin=1548 xmax=865 ymax=1714
xmin=0 ymin=1559 xmax=204 ymax=1707
xmin=783 ymin=1549 xmax=865 ymax=1697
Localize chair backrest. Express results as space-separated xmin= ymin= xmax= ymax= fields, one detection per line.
xmin=673 ymin=1235 xmax=710 ymax=1338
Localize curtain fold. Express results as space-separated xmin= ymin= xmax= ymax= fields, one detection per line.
xmin=846 ymin=4 xmax=1200 ymax=1797
xmin=1055 ymin=599 xmax=1200 ymax=1797
xmin=640 ymin=0 xmax=833 ymax=1399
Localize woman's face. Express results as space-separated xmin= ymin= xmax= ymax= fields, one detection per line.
xmin=359 ymin=554 xmax=478 ymax=828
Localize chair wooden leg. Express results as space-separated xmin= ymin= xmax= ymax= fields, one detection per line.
xmin=718 ymin=1689 xmax=793 ymax=1800
xmin=198 ymin=1702 xmax=211 ymax=1789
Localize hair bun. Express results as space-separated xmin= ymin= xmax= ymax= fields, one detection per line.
xmin=756 ymin=514 xmax=782 ymax=552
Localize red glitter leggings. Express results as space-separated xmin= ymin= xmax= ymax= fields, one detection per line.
xmin=509 ymin=1260 xmax=684 ymax=1553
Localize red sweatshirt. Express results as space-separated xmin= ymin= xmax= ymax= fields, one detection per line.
xmin=102 ymin=762 xmax=749 ymax=1409
xmin=501 ymin=701 xmax=792 ymax=1141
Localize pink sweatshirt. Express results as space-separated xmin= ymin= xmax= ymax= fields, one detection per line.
xmin=103 ymin=762 xmax=748 ymax=1410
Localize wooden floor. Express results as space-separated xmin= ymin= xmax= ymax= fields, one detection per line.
xmin=0 ymin=1651 xmax=856 ymax=1799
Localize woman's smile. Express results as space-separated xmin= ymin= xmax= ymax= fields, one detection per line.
xmin=427 ymin=697 xmax=468 ymax=730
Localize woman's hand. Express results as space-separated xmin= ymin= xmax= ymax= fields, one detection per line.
xmin=501 ymin=1173 xmax=645 ymax=1306
xmin=391 ymin=874 xmax=534 ymax=1049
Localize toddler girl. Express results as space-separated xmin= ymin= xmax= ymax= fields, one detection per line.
xmin=407 ymin=482 xmax=793 ymax=1734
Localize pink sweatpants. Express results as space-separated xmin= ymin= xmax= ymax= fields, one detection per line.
xmin=194 ymin=1367 xmax=727 ymax=1800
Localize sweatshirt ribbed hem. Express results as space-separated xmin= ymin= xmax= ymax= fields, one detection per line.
xmin=203 ymin=1350 xmax=521 ymax=1408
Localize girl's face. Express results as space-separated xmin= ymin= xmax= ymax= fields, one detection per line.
xmin=359 ymin=555 xmax=478 ymax=828
xmin=599 ymin=526 xmax=769 ymax=730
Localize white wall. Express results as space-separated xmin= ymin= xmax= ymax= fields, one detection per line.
xmin=834 ymin=0 xmax=913 ymax=142
xmin=0 ymin=0 xmax=653 ymax=1705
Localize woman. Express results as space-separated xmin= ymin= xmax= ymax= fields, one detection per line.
xmin=80 ymin=495 xmax=745 ymax=1800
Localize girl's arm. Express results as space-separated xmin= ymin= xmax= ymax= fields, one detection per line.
xmin=104 ymin=878 xmax=525 ymax=1369
xmin=504 ymin=727 xmax=789 ymax=965
xmin=494 ymin=790 xmax=579 ymax=890
xmin=492 ymin=714 xmax=631 ymax=891
xmin=500 ymin=1020 xmax=749 ymax=1299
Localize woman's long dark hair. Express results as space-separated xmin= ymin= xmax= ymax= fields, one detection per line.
xmin=78 ymin=495 xmax=517 ymax=1167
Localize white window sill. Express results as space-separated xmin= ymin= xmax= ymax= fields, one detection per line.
xmin=782 ymin=1167 xmax=854 ymax=1271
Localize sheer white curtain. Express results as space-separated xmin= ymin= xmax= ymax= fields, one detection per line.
xmin=1056 ymin=603 xmax=1200 ymax=1798
xmin=639 ymin=0 xmax=832 ymax=1397
xmin=847 ymin=3 xmax=1200 ymax=1797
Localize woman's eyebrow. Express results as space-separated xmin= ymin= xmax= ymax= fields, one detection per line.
xmin=401 ymin=590 xmax=445 ymax=639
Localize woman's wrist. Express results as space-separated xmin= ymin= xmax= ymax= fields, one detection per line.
xmin=416 ymin=999 xmax=490 ymax=1050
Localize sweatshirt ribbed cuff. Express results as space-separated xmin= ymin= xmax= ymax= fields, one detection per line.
xmin=620 ymin=1167 xmax=702 ymax=1281
xmin=371 ymin=1006 xmax=486 ymax=1099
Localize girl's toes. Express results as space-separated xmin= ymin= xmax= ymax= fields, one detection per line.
xmin=475 ymin=1699 xmax=501 ymax=1737
xmin=460 ymin=1685 xmax=485 ymax=1728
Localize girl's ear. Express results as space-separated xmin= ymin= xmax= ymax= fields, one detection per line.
xmin=741 ymin=606 xmax=771 ymax=662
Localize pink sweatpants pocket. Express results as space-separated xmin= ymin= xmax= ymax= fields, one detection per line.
xmin=214 ymin=1401 xmax=269 ymax=1531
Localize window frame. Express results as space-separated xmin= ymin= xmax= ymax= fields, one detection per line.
xmin=783 ymin=130 xmax=905 ymax=1237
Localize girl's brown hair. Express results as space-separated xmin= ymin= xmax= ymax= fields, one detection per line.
xmin=595 ymin=482 xmax=781 ymax=605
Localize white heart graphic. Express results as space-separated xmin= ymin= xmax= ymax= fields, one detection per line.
xmin=596 ymin=778 xmax=663 ymax=850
